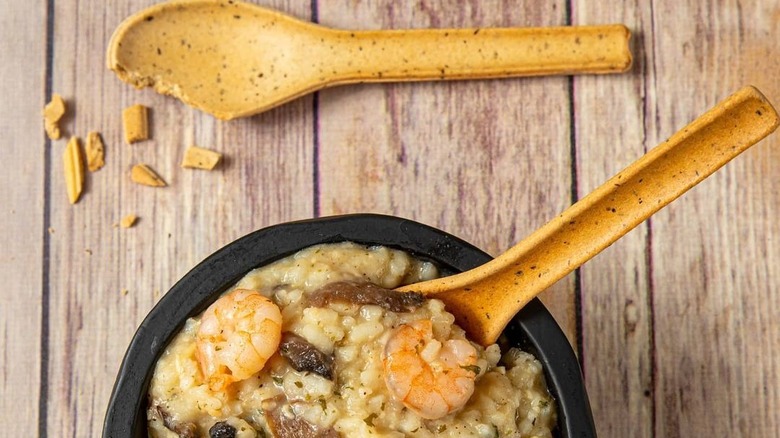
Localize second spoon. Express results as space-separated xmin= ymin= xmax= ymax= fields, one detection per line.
xmin=107 ymin=0 xmax=631 ymax=119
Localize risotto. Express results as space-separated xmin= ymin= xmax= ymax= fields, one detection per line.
xmin=147 ymin=242 xmax=556 ymax=437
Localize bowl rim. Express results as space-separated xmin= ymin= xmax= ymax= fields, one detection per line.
xmin=103 ymin=213 xmax=596 ymax=437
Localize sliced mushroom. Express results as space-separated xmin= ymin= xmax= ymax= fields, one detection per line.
xmin=279 ymin=333 xmax=335 ymax=380
xmin=267 ymin=406 xmax=339 ymax=438
xmin=308 ymin=281 xmax=424 ymax=312
xmin=152 ymin=403 xmax=198 ymax=438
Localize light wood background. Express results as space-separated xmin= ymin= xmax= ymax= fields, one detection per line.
xmin=2 ymin=0 xmax=779 ymax=436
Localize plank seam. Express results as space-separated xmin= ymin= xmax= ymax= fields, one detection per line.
xmin=645 ymin=0 xmax=659 ymax=435
xmin=311 ymin=0 xmax=320 ymax=217
xmin=569 ymin=77 xmax=584 ymax=369
xmin=38 ymin=0 xmax=55 ymax=436
xmin=565 ymin=0 xmax=585 ymax=372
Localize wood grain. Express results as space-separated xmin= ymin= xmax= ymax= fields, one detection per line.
xmin=316 ymin=0 xmax=579 ymax=346
xmin=3 ymin=0 xmax=780 ymax=437
xmin=573 ymin=1 xmax=654 ymax=437
xmin=648 ymin=1 xmax=780 ymax=436
xmin=0 ymin=0 xmax=46 ymax=435
xmin=44 ymin=0 xmax=313 ymax=435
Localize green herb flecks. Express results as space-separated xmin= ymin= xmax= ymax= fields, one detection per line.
xmin=364 ymin=413 xmax=378 ymax=427
xmin=460 ymin=364 xmax=481 ymax=375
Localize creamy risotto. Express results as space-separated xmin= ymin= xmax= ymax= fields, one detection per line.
xmin=148 ymin=243 xmax=556 ymax=437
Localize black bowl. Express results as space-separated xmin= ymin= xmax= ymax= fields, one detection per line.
xmin=103 ymin=214 xmax=596 ymax=437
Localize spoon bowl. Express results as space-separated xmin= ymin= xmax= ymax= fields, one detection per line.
xmin=108 ymin=0 xmax=631 ymax=119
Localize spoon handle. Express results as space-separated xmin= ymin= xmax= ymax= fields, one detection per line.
xmin=401 ymin=86 xmax=779 ymax=346
xmin=326 ymin=24 xmax=631 ymax=82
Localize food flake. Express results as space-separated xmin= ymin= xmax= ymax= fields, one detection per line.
xmin=63 ymin=136 xmax=85 ymax=204
xmin=122 ymin=104 xmax=149 ymax=144
xmin=43 ymin=94 xmax=66 ymax=140
xmin=120 ymin=214 xmax=138 ymax=228
xmin=86 ymin=131 xmax=105 ymax=172
xmin=181 ymin=146 xmax=222 ymax=170
xmin=130 ymin=164 xmax=166 ymax=187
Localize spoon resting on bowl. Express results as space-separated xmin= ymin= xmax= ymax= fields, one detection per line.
xmin=399 ymin=86 xmax=779 ymax=346
xmin=107 ymin=0 xmax=631 ymax=120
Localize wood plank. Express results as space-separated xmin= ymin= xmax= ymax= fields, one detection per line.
xmin=316 ymin=0 xmax=578 ymax=346
xmin=572 ymin=2 xmax=654 ymax=437
xmin=43 ymin=0 xmax=314 ymax=435
xmin=0 ymin=0 xmax=46 ymax=435
xmin=648 ymin=0 xmax=780 ymax=436
xmin=14 ymin=1 xmax=779 ymax=437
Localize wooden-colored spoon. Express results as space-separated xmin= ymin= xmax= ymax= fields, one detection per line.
xmin=399 ymin=86 xmax=779 ymax=346
xmin=107 ymin=0 xmax=631 ymax=120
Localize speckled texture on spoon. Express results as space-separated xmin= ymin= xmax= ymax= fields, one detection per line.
xmin=400 ymin=86 xmax=779 ymax=346
xmin=107 ymin=0 xmax=632 ymax=119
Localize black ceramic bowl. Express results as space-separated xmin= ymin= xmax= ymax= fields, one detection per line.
xmin=103 ymin=214 xmax=596 ymax=438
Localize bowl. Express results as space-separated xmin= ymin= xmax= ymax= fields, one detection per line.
xmin=103 ymin=214 xmax=596 ymax=437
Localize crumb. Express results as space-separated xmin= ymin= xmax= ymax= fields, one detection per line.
xmin=121 ymin=288 xmax=129 ymax=296
xmin=181 ymin=146 xmax=222 ymax=170
xmin=43 ymin=94 xmax=66 ymax=140
xmin=122 ymin=104 xmax=149 ymax=144
xmin=85 ymin=249 xmax=92 ymax=256
xmin=63 ymin=136 xmax=85 ymax=204
xmin=86 ymin=131 xmax=105 ymax=172
xmin=120 ymin=214 xmax=138 ymax=228
xmin=130 ymin=164 xmax=166 ymax=187
xmin=48 ymin=227 xmax=55 ymax=234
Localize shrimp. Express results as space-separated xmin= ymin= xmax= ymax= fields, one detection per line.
xmin=382 ymin=320 xmax=479 ymax=419
xmin=196 ymin=289 xmax=283 ymax=392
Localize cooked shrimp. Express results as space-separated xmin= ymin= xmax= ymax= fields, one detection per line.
xmin=382 ymin=320 xmax=479 ymax=419
xmin=196 ymin=289 xmax=283 ymax=391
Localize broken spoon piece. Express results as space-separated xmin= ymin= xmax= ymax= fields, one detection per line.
xmin=107 ymin=0 xmax=632 ymax=120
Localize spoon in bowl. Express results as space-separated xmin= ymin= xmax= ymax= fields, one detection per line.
xmin=399 ymin=86 xmax=779 ymax=346
xmin=107 ymin=0 xmax=631 ymax=120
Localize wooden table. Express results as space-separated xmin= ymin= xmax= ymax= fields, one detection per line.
xmin=3 ymin=0 xmax=779 ymax=436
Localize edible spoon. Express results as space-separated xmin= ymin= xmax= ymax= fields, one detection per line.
xmin=399 ymin=86 xmax=779 ymax=346
xmin=107 ymin=0 xmax=631 ymax=120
